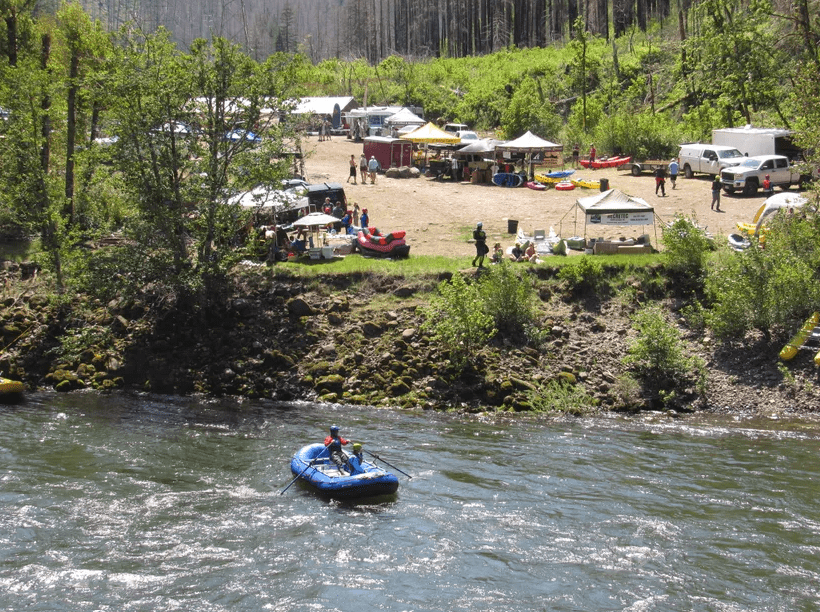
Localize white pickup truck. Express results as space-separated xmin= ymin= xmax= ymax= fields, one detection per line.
xmin=720 ymin=155 xmax=802 ymax=196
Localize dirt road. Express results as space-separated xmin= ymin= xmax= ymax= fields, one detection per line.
xmin=302 ymin=136 xmax=762 ymax=257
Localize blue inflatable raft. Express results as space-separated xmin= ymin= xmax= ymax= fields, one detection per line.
xmin=289 ymin=443 xmax=399 ymax=499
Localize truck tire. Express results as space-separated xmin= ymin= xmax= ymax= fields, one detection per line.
xmin=742 ymin=179 xmax=758 ymax=196
xmin=631 ymin=164 xmax=642 ymax=177
xmin=683 ymin=164 xmax=694 ymax=179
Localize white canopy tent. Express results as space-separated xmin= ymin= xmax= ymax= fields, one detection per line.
xmin=494 ymin=131 xmax=563 ymax=177
xmin=745 ymin=192 xmax=808 ymax=236
xmin=384 ymin=107 xmax=426 ymax=131
xmin=561 ymin=188 xmax=658 ymax=244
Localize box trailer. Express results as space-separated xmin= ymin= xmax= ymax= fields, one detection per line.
xmin=363 ymin=136 xmax=414 ymax=171
xmin=712 ymin=127 xmax=801 ymax=160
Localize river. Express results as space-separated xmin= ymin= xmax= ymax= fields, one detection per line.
xmin=1 ymin=392 xmax=819 ymax=611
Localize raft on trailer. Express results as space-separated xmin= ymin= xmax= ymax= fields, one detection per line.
xmin=780 ymin=312 xmax=820 ymax=360
xmin=289 ymin=443 xmax=399 ymax=499
xmin=579 ymin=156 xmax=631 ymax=169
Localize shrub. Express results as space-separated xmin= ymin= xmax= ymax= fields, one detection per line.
xmin=421 ymin=273 xmax=495 ymax=368
xmin=622 ymin=304 xmax=706 ymax=402
xmin=557 ymin=256 xmax=605 ymax=297
xmin=705 ymin=213 xmax=820 ymax=340
xmin=662 ymin=215 xmax=712 ymax=284
xmin=478 ymin=261 xmax=541 ymax=341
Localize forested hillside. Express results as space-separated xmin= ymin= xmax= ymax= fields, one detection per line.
xmin=25 ymin=0 xmax=804 ymax=64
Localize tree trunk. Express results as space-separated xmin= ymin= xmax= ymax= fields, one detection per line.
xmin=65 ymin=51 xmax=79 ymax=225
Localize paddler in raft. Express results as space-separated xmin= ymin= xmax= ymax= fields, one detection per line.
xmin=324 ymin=425 xmax=349 ymax=468
xmin=346 ymin=442 xmax=365 ymax=475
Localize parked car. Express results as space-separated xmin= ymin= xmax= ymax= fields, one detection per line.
xmin=456 ymin=130 xmax=479 ymax=141
xmin=720 ymin=155 xmax=801 ymax=196
xmin=678 ymin=143 xmax=745 ymax=178
xmin=443 ymin=123 xmax=468 ymax=133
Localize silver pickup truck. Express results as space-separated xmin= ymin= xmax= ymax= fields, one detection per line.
xmin=720 ymin=155 xmax=801 ymax=196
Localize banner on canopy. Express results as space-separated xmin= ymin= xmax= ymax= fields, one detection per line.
xmin=588 ymin=211 xmax=654 ymax=226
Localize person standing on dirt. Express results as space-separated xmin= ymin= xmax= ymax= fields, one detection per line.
xmin=472 ymin=222 xmax=488 ymax=268
xmin=654 ymin=165 xmax=666 ymax=197
xmin=589 ymin=144 xmax=596 ymax=164
xmin=668 ymin=158 xmax=679 ymax=189
xmin=572 ymin=143 xmax=580 ymax=168
xmin=347 ymin=154 xmax=357 ymax=184
xmin=711 ymin=175 xmax=722 ymax=211
xmin=359 ymin=153 xmax=368 ymax=183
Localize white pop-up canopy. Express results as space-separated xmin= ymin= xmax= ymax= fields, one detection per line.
xmin=494 ymin=131 xmax=563 ymax=176
xmin=561 ymin=188 xmax=658 ymax=241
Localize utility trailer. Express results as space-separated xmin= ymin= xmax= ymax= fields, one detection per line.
xmin=622 ymin=160 xmax=668 ymax=176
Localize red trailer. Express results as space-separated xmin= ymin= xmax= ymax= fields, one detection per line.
xmin=363 ymin=136 xmax=414 ymax=171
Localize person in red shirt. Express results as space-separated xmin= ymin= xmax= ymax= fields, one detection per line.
xmin=323 ymin=425 xmax=349 ymax=467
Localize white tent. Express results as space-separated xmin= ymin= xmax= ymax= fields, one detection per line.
xmin=494 ymin=131 xmax=563 ymax=176
xmin=562 ymin=188 xmax=657 ymax=242
xmin=746 ymin=192 xmax=808 ymax=236
xmin=384 ymin=107 xmax=426 ymax=129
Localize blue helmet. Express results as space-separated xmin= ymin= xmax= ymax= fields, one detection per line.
xmin=330 ymin=425 xmax=339 ymax=433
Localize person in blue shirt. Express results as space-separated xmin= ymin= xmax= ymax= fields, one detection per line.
xmin=360 ymin=208 xmax=369 ymax=230
xmin=668 ymin=158 xmax=679 ymax=189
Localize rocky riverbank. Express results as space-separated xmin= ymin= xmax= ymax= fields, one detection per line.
xmin=2 ymin=259 xmax=819 ymax=418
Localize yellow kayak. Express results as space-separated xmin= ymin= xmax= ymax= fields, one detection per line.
xmin=780 ymin=312 xmax=820 ymax=360
xmin=0 ymin=377 xmax=25 ymax=395
xmin=533 ymin=173 xmax=563 ymax=185
xmin=571 ymin=177 xmax=601 ymax=189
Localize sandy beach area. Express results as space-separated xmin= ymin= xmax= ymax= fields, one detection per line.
xmin=301 ymin=136 xmax=759 ymax=258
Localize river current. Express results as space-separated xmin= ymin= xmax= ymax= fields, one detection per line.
xmin=1 ymin=392 xmax=819 ymax=611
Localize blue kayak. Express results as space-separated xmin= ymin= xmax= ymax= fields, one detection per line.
xmin=289 ymin=443 xmax=399 ymax=499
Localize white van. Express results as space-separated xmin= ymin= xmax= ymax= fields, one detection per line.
xmin=678 ymin=143 xmax=745 ymax=178
xmin=443 ymin=123 xmax=468 ymax=133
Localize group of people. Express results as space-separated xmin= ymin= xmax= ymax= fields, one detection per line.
xmin=348 ymin=154 xmax=381 ymax=184
xmin=322 ymin=197 xmax=370 ymax=235
xmin=472 ymin=222 xmax=538 ymax=266
xmin=324 ymin=425 xmax=366 ymax=475
xmin=318 ymin=117 xmax=333 ymax=141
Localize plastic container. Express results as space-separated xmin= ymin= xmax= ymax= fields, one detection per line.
xmin=599 ymin=177 xmax=610 ymax=191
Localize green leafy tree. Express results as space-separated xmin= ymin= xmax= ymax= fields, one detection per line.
xmin=107 ymin=30 xmax=300 ymax=306
xmin=478 ymin=261 xmax=541 ymax=341
xmin=422 ymin=273 xmax=496 ymax=369
xmin=705 ymin=214 xmax=820 ymax=341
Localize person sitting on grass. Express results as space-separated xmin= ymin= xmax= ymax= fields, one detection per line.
xmin=491 ymin=242 xmax=503 ymax=264
xmin=525 ymin=242 xmax=537 ymax=263
xmin=509 ymin=242 xmax=525 ymax=262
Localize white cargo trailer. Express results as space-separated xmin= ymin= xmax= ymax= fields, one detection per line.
xmin=711 ymin=126 xmax=801 ymax=160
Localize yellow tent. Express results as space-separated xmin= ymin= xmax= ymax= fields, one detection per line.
xmin=401 ymin=122 xmax=462 ymax=144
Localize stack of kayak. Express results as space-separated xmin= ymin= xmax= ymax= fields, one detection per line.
xmin=288 ymin=443 xmax=400 ymax=499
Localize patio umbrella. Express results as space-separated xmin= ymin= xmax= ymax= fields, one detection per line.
xmin=292 ymin=212 xmax=338 ymax=227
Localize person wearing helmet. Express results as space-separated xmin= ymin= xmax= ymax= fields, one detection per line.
xmin=360 ymin=208 xmax=369 ymax=230
xmin=346 ymin=442 xmax=365 ymax=475
xmin=472 ymin=222 xmax=488 ymax=268
xmin=763 ymin=174 xmax=773 ymax=198
xmin=323 ymin=425 xmax=349 ymax=468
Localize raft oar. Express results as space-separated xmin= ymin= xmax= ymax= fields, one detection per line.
xmin=280 ymin=443 xmax=330 ymax=495
xmin=364 ymin=450 xmax=412 ymax=479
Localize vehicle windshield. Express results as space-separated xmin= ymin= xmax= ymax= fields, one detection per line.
xmin=718 ymin=148 xmax=744 ymax=159
xmin=739 ymin=158 xmax=761 ymax=168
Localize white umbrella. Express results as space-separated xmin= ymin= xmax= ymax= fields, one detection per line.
xmin=293 ymin=212 xmax=338 ymax=227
